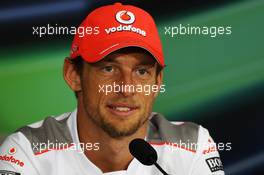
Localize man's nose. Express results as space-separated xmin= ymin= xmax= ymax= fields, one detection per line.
xmin=117 ymin=71 xmax=135 ymax=97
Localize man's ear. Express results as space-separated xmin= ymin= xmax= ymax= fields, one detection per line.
xmin=63 ymin=58 xmax=82 ymax=92
xmin=154 ymin=70 xmax=163 ymax=98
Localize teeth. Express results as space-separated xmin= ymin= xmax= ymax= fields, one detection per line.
xmin=114 ymin=107 xmax=131 ymax=112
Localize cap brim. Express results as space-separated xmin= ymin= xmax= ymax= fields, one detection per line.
xmin=80 ymin=36 xmax=165 ymax=67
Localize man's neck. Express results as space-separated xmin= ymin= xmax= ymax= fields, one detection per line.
xmin=76 ymin=106 xmax=148 ymax=173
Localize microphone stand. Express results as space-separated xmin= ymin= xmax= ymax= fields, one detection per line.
xmin=154 ymin=162 xmax=169 ymax=175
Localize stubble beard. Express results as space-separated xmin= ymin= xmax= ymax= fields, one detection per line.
xmin=87 ymin=109 xmax=149 ymax=138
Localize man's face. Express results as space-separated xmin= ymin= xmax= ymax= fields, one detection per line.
xmin=79 ymin=48 xmax=162 ymax=138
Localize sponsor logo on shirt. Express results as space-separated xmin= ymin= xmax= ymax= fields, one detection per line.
xmin=206 ymin=157 xmax=224 ymax=172
xmin=0 ymin=148 xmax=25 ymax=168
xmin=105 ymin=10 xmax=146 ymax=37
xmin=8 ymin=148 xmax=16 ymax=155
xmin=203 ymin=139 xmax=217 ymax=155
xmin=0 ymin=170 xmax=21 ymax=175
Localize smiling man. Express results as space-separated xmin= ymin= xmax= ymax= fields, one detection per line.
xmin=0 ymin=2 xmax=224 ymax=175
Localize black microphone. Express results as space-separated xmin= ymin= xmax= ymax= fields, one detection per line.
xmin=129 ymin=138 xmax=169 ymax=175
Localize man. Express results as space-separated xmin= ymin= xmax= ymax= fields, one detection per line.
xmin=0 ymin=2 xmax=224 ymax=175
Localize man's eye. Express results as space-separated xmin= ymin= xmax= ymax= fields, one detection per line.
xmin=136 ymin=68 xmax=148 ymax=75
xmin=102 ymin=66 xmax=113 ymax=73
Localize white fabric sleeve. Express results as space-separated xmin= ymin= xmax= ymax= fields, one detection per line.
xmin=0 ymin=133 xmax=40 ymax=175
xmin=189 ymin=126 xmax=225 ymax=175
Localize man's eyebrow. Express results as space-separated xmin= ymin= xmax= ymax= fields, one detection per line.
xmin=93 ymin=59 xmax=118 ymax=67
xmin=135 ymin=59 xmax=157 ymax=66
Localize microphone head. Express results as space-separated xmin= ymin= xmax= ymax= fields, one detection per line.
xmin=129 ymin=138 xmax=157 ymax=166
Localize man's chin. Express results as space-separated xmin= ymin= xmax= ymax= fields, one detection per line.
xmin=100 ymin=120 xmax=142 ymax=138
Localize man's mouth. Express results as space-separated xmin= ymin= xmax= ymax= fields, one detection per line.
xmin=110 ymin=106 xmax=132 ymax=112
xmin=106 ymin=103 xmax=139 ymax=117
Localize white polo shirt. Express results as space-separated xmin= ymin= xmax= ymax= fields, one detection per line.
xmin=0 ymin=109 xmax=225 ymax=175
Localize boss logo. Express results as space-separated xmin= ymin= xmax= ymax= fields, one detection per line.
xmin=206 ymin=157 xmax=224 ymax=172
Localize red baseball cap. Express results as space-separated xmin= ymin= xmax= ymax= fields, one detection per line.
xmin=70 ymin=2 xmax=165 ymax=67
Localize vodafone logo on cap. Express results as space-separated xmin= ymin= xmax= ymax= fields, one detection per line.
xmin=115 ymin=10 xmax=135 ymax=24
xmin=105 ymin=10 xmax=146 ymax=37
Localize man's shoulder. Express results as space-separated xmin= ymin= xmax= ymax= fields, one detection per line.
xmin=20 ymin=112 xmax=72 ymax=129
xmin=148 ymin=112 xmax=210 ymax=151
xmin=2 ymin=111 xmax=74 ymax=155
